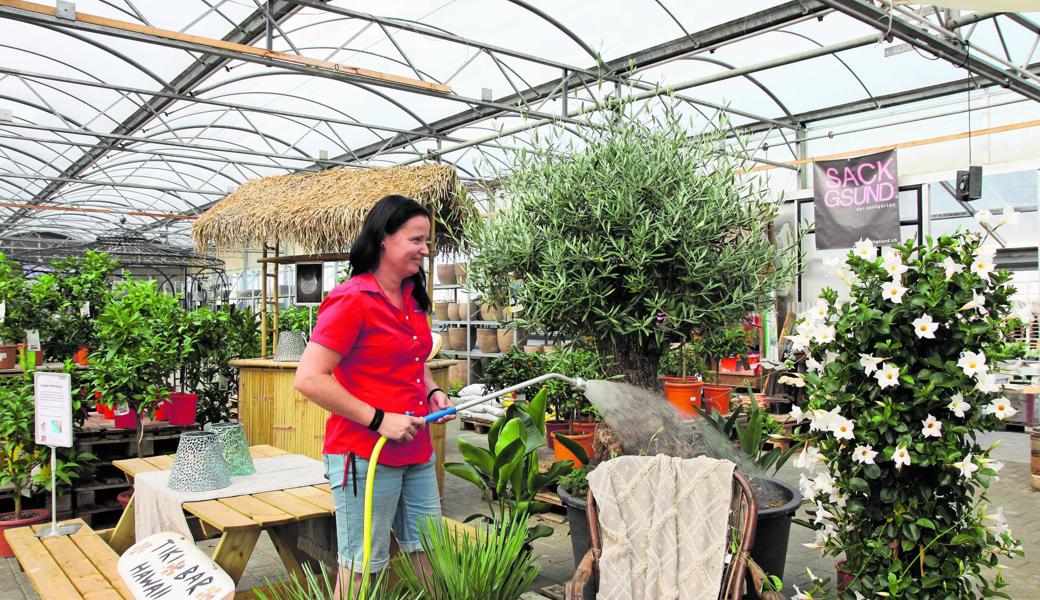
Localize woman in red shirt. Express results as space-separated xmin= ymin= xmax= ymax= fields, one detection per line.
xmin=294 ymin=194 xmax=455 ymax=590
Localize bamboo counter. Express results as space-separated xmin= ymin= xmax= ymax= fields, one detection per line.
xmin=230 ymin=358 xmax=457 ymax=500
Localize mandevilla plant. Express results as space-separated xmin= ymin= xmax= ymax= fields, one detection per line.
xmin=786 ymin=226 xmax=1027 ymax=600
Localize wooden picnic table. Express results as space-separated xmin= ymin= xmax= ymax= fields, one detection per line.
xmin=109 ymin=444 xmax=332 ymax=584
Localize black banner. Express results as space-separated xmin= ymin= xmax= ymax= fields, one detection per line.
xmin=812 ymin=150 xmax=900 ymax=250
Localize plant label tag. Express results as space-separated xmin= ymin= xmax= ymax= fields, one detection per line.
xmin=0 ymin=300 xmax=5 ymax=323
xmin=118 ymin=533 xmax=235 ymax=600
xmin=115 ymin=402 xmax=130 ymax=417
xmin=80 ymin=301 xmax=90 ymax=317
xmin=215 ymin=373 xmax=228 ymax=391
xmin=34 ymin=372 xmax=72 ymax=448
xmin=26 ymin=329 xmax=41 ymax=352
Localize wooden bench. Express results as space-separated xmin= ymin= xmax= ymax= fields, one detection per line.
xmin=7 ymin=518 xmax=132 ymax=600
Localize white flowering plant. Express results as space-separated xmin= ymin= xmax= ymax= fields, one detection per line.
xmin=788 ymin=229 xmax=1025 ymax=600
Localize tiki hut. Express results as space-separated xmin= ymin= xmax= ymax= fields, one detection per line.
xmin=192 ymin=163 xmax=472 ymax=254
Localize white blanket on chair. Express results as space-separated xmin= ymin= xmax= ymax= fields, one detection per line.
xmin=587 ymin=455 xmax=735 ymax=600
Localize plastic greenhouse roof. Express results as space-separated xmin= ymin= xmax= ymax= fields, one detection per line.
xmin=1 ymin=0 xmax=1039 ymax=249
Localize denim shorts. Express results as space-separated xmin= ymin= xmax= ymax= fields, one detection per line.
xmin=323 ymin=452 xmax=441 ymax=573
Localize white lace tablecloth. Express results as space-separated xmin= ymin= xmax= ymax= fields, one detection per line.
xmin=133 ymin=454 xmax=329 ymax=540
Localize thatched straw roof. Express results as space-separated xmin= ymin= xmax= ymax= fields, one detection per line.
xmin=192 ymin=164 xmax=472 ymax=254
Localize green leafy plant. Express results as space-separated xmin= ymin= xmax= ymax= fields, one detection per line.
xmin=558 ymin=464 xmax=592 ymax=498
xmin=254 ymin=562 xmax=410 ymax=600
xmin=789 ymin=230 xmax=1024 ymax=600
xmin=392 ymin=511 xmax=539 ymax=600
xmin=659 ymin=343 xmax=707 ymax=379
xmin=180 ymin=305 xmax=259 ymax=424
xmin=444 ymin=386 xmax=577 ymax=542
xmin=461 ymin=101 xmax=800 ymax=389
xmin=0 ymin=253 xmax=44 ymax=347
xmin=88 ymin=279 xmax=190 ymax=457
xmin=277 ymin=305 xmax=316 ymax=335
xmin=37 ymin=251 xmax=119 ymax=361
xmin=0 ymin=376 xmax=90 ymax=519
xmin=480 ymin=347 xmax=548 ymax=395
xmin=693 ymin=387 xmax=798 ymax=475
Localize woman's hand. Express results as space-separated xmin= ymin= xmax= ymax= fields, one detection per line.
xmin=378 ymin=412 xmax=426 ymax=442
xmin=428 ymin=390 xmax=455 ymax=423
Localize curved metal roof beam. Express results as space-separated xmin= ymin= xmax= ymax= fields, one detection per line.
xmin=146 ymin=106 xmax=351 ymax=158
xmin=774 ymin=29 xmax=876 ymax=108
xmin=92 ymin=142 xmax=266 ymax=180
xmin=191 ymin=70 xmax=436 ymax=132
xmin=31 ymin=22 xmax=174 ymax=90
xmin=137 ymin=123 xmax=309 ymax=157
xmin=9 ymin=76 xmax=125 ymax=129
xmin=91 ymin=155 xmax=242 ymax=188
xmin=58 ymin=168 xmax=222 ymax=200
xmin=504 ymin=0 xmax=607 ymax=70
xmin=0 ymin=43 xmax=113 ymax=86
xmin=0 ymin=94 xmax=85 ymax=128
xmin=0 ymin=141 xmax=67 ymax=175
xmin=190 ymin=89 xmax=381 ymax=139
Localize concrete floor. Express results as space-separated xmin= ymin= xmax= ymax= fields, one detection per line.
xmin=2 ymin=425 xmax=1037 ymax=599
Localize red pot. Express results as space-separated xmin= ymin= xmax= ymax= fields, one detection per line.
xmin=166 ymin=392 xmax=198 ymax=425
xmin=153 ymin=400 xmax=172 ymax=421
xmin=553 ymin=432 xmax=595 ymax=467
xmin=73 ymin=346 xmax=89 ymax=366
xmin=0 ymin=344 xmax=16 ymax=369
xmin=545 ymin=421 xmax=571 ymax=449
xmin=0 ymin=508 xmax=50 ymax=557
xmin=702 ymin=385 xmax=732 ymax=415
xmin=663 ymin=377 xmax=703 ymax=418
xmin=720 ymin=356 xmax=739 ymax=372
xmin=836 ymin=559 xmax=854 ymax=592
xmin=117 ymin=489 xmax=134 ymax=507
xmin=570 ymin=421 xmax=598 ymax=435
xmin=114 ymin=405 xmax=138 ymax=429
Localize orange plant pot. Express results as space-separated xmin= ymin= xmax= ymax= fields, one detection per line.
xmin=663 ymin=377 xmax=703 ymax=418
xmin=553 ymin=432 xmax=595 ymax=467
xmin=703 ymin=385 xmax=732 ymax=415
xmin=73 ymin=346 xmax=89 ymax=366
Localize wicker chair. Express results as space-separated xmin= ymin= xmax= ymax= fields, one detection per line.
xmin=565 ymin=467 xmax=784 ymax=600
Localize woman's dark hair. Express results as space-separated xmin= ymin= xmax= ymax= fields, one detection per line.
xmin=350 ymin=194 xmax=432 ymax=312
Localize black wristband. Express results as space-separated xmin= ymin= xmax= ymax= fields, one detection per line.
xmin=426 ymin=388 xmax=443 ymax=403
xmin=367 ymin=408 xmax=385 ymax=432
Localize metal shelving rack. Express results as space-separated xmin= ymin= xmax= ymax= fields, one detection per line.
xmin=433 ymin=271 xmax=513 ymax=385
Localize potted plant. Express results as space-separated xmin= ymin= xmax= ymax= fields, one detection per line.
xmin=182 ymin=305 xmax=259 ymax=425
xmin=0 ymin=253 xmax=47 ymax=367
xmin=543 ymin=347 xmax=613 ymax=461
xmin=274 ymin=305 xmax=314 ymax=360
xmin=659 ymin=341 xmax=707 ymax=417
xmin=788 ymin=229 xmax=1024 ymax=599
xmin=460 ymin=102 xmax=798 ymax=392
xmin=34 ymin=251 xmax=119 ymax=364
xmin=699 ymin=323 xmax=753 ymax=414
xmin=87 ymin=279 xmax=190 ymax=455
xmin=0 ymin=377 xmax=88 ymax=557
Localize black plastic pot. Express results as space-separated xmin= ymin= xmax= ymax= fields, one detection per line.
xmin=557 ymin=484 xmax=596 ymax=600
xmin=748 ymin=475 xmax=802 ymax=584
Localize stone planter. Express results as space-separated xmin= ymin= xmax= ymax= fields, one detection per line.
xmin=436 ymin=263 xmax=457 ymax=285
xmin=454 ymin=263 xmax=467 ymax=285
xmin=447 ymin=327 xmax=469 ymax=351
xmin=476 ymin=329 xmax=498 ymax=353
xmin=480 ymin=303 xmax=500 ymax=321
xmin=496 ymin=329 xmax=513 ymax=353
xmin=447 ymin=303 xmax=461 ymax=321
xmin=433 ymin=302 xmax=449 ymax=321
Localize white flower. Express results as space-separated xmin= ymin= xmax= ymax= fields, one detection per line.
xmin=947 ymin=393 xmax=969 ymax=418
xmin=790 ymin=405 xmax=804 ymax=421
xmin=799 ymin=473 xmax=816 ymax=499
xmin=853 ymin=444 xmax=878 ymax=465
xmin=829 ymin=490 xmax=848 ymax=508
xmin=806 ymin=300 xmax=830 ymax=322
xmin=795 ymin=445 xmax=823 ymax=470
xmin=831 ymin=416 xmax=856 ymax=440
xmin=893 ymin=445 xmax=912 ymax=469
xmin=881 ymin=281 xmax=907 ymax=304
xmin=943 ymin=256 xmax=965 ymax=279
xmin=957 ymin=351 xmax=988 ymax=378
xmin=974 ymin=372 xmax=1001 ymax=394
xmin=997 ymin=205 xmax=1020 ymax=226
xmin=779 ymin=374 xmax=806 ymax=388
xmin=979 ymin=457 xmax=1005 ymax=481
xmin=796 ymin=319 xmax=819 ymax=339
xmin=812 ymin=471 xmax=836 ymax=496
xmin=920 ymin=414 xmax=943 ymax=438
xmin=952 ymin=453 xmax=979 ymax=479
xmin=805 ymin=356 xmax=823 ymax=373
xmin=787 ymin=333 xmax=811 ymax=352
xmin=810 ymin=407 xmax=843 ymax=433
xmin=874 ymin=363 xmax=900 ymax=389
xmin=859 ymin=353 xmax=883 ymax=374
xmin=970 ymin=257 xmax=995 ymax=281
xmin=983 ymin=397 xmax=1017 ymax=420
xmin=959 ymin=292 xmax=986 ymax=313
xmin=852 ymin=238 xmax=875 ymax=259
xmin=813 ymin=325 xmax=836 ymax=344
xmin=984 ymin=507 xmax=1010 ymax=537
xmin=791 ymin=585 xmax=813 ymax=600
xmin=882 ymin=252 xmax=909 ymax=278
xmin=824 ymin=351 xmax=839 ymax=366
xmin=974 ymin=209 xmax=994 ymax=226
xmin=911 ymin=313 xmax=940 ymax=339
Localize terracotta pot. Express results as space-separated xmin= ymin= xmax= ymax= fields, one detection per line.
xmin=663 ymin=377 xmax=703 ymax=418
xmin=436 ymin=263 xmax=457 ymax=285
xmin=496 ymin=329 xmax=513 ymax=353
xmin=523 ymin=344 xmax=543 ymax=354
xmin=447 ymin=327 xmax=469 ymax=351
xmin=0 ymin=344 xmax=16 ymax=369
xmin=542 ymin=345 xmax=556 ymax=355
xmin=720 ymin=356 xmax=739 ymax=372
xmin=447 ymin=303 xmax=461 ymax=322
xmin=433 ymin=302 xmax=449 ymax=321
xmin=571 ymin=421 xmax=597 ymax=435
xmin=553 ymin=432 xmax=595 ymax=467
xmin=476 ymin=329 xmax=498 ymax=353
xmin=458 ymin=303 xmax=471 ymax=320
xmin=703 ymin=385 xmax=732 ymax=415
xmin=454 ymin=263 xmax=467 ymax=285
xmin=545 ymin=421 xmax=571 ymax=449
xmin=448 ymin=363 xmax=466 ymax=386
xmin=73 ymin=346 xmax=89 ymax=366
xmin=480 ymin=303 xmax=500 ymax=322
xmin=439 ymin=331 xmax=451 ymax=350
xmin=0 ymin=508 xmax=50 ymax=557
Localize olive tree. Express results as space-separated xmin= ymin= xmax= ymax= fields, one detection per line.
xmin=462 ymin=103 xmax=799 ymax=388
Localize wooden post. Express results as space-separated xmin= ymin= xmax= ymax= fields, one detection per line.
xmin=260 ymin=245 xmax=269 ymax=359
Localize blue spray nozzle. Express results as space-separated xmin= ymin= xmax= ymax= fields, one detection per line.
xmin=425 ymin=406 xmax=458 ymax=423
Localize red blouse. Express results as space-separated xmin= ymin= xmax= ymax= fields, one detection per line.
xmin=309 ymin=273 xmax=433 ymax=466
